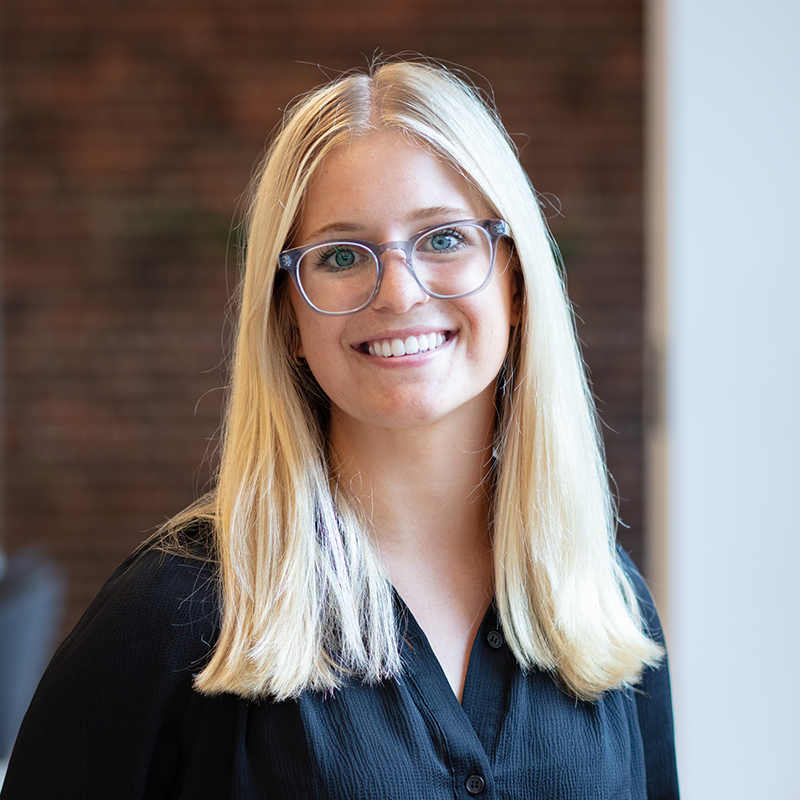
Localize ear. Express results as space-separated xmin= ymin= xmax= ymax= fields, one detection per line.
xmin=509 ymin=268 xmax=523 ymax=327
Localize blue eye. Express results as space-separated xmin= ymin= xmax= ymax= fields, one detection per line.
xmin=429 ymin=232 xmax=458 ymax=251
xmin=332 ymin=247 xmax=355 ymax=268
xmin=421 ymin=227 xmax=468 ymax=255
xmin=315 ymin=245 xmax=361 ymax=272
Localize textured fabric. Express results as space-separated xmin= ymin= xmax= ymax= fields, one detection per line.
xmin=1 ymin=538 xmax=679 ymax=799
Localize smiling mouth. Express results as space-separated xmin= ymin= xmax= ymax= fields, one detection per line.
xmin=363 ymin=331 xmax=448 ymax=358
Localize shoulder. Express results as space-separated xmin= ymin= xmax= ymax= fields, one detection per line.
xmin=103 ymin=524 xmax=217 ymax=618
xmin=615 ymin=545 xmax=680 ymax=798
xmin=1 ymin=526 xmax=222 ymax=798
xmin=48 ymin=524 xmax=220 ymax=696
xmin=614 ymin=543 xmax=650 ymax=597
xmin=615 ymin=543 xmax=664 ymax=646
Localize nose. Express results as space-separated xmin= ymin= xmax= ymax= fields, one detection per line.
xmin=370 ymin=249 xmax=429 ymax=313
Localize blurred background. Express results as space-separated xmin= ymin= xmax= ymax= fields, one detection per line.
xmin=0 ymin=0 xmax=797 ymax=797
xmin=1 ymin=0 xmax=649 ymax=629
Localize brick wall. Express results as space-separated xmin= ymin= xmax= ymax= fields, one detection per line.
xmin=1 ymin=0 xmax=645 ymax=634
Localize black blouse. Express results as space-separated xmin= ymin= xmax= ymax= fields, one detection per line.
xmin=1 ymin=538 xmax=679 ymax=799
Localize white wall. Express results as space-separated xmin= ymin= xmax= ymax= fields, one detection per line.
xmin=648 ymin=0 xmax=800 ymax=797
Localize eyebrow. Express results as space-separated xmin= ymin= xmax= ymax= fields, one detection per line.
xmin=408 ymin=205 xmax=475 ymax=223
xmin=305 ymin=206 xmax=475 ymax=242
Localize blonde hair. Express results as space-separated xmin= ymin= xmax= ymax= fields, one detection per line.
xmin=172 ymin=59 xmax=663 ymax=701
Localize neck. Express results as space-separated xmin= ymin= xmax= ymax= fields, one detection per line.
xmin=329 ymin=396 xmax=498 ymax=702
xmin=329 ymin=404 xmax=496 ymax=560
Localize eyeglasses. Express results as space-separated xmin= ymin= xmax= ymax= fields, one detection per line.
xmin=278 ymin=218 xmax=510 ymax=315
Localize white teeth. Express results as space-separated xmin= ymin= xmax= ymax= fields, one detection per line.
xmin=367 ymin=332 xmax=446 ymax=358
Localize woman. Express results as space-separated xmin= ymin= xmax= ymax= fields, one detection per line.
xmin=1 ymin=60 xmax=679 ymax=798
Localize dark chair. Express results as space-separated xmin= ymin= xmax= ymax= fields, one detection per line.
xmin=0 ymin=551 xmax=65 ymax=759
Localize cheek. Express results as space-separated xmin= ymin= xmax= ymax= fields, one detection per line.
xmin=297 ymin=320 xmax=340 ymax=366
xmin=290 ymin=289 xmax=335 ymax=361
xmin=472 ymin=288 xmax=515 ymax=361
xmin=290 ymin=310 xmax=349 ymax=396
xmin=481 ymin=326 xmax=512 ymax=374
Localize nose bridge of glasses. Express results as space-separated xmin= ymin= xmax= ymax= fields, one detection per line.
xmin=371 ymin=240 xmax=430 ymax=307
xmin=376 ymin=240 xmax=413 ymax=263
xmin=374 ymin=241 xmax=420 ymax=288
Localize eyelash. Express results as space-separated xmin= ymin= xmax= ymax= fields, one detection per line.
xmin=422 ymin=228 xmax=467 ymax=251
xmin=313 ymin=246 xmax=360 ymax=271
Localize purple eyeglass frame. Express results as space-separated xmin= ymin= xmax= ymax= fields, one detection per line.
xmin=278 ymin=218 xmax=511 ymax=316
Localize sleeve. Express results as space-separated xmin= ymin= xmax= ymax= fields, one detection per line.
xmin=616 ymin=546 xmax=680 ymax=800
xmin=0 ymin=543 xmax=220 ymax=799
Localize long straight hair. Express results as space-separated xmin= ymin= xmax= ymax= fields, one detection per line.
xmin=172 ymin=60 xmax=663 ymax=701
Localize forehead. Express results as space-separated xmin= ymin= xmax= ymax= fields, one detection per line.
xmin=296 ymin=132 xmax=486 ymax=242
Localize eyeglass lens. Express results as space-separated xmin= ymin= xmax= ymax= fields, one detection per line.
xmin=297 ymin=222 xmax=495 ymax=314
